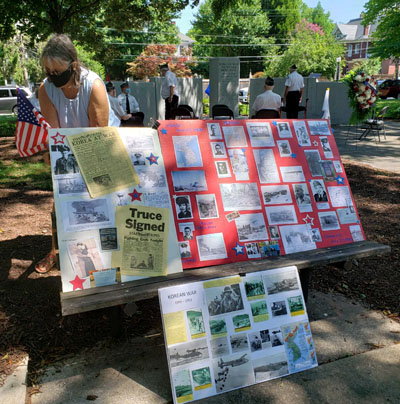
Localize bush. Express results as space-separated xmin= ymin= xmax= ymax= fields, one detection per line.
xmin=203 ymin=98 xmax=209 ymax=117
xmin=0 ymin=116 xmax=17 ymax=137
xmin=376 ymin=99 xmax=400 ymax=119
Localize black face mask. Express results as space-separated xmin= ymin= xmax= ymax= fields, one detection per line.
xmin=48 ymin=65 xmax=73 ymax=88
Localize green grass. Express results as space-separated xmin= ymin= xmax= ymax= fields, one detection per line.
xmin=0 ymin=160 xmax=52 ymax=190
xmin=0 ymin=115 xmax=17 ymax=137
xmin=376 ymin=99 xmax=400 ymax=119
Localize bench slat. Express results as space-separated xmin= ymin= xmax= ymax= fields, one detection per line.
xmin=60 ymin=240 xmax=390 ymax=316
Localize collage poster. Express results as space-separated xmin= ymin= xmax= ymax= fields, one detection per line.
xmin=157 ymin=119 xmax=365 ymax=269
xmin=50 ymin=127 xmax=182 ymax=293
xmin=159 ymin=266 xmax=317 ymax=404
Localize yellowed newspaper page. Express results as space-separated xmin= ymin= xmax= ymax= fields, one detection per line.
xmin=164 ymin=311 xmax=188 ymax=346
xmin=67 ymin=127 xmax=139 ymax=198
xmin=113 ymin=205 xmax=169 ymax=277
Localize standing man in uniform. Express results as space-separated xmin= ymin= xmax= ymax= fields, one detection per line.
xmin=160 ymin=63 xmax=179 ymax=120
xmin=252 ymin=76 xmax=282 ymax=116
xmin=283 ymin=64 xmax=304 ymax=119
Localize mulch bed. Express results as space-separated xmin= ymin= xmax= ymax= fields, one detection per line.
xmin=0 ymin=137 xmax=399 ymax=386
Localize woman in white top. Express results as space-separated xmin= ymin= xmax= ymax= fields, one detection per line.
xmin=39 ymin=33 xmax=118 ymax=128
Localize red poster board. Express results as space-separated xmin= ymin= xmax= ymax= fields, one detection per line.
xmin=158 ymin=119 xmax=365 ymax=269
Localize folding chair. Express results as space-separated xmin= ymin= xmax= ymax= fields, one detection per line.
xmin=178 ymin=104 xmax=196 ymax=118
xmin=212 ymin=105 xmax=234 ymax=120
xmin=171 ymin=107 xmax=193 ymax=120
xmin=252 ymin=109 xmax=280 ymax=119
xmin=359 ymin=106 xmax=388 ymax=142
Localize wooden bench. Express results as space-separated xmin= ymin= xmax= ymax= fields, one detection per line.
xmin=60 ymin=240 xmax=390 ymax=316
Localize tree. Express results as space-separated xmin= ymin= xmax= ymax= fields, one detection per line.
xmin=266 ymin=20 xmax=345 ymax=79
xmin=362 ymin=0 xmax=400 ymax=78
xmin=300 ymin=1 xmax=334 ymax=35
xmin=0 ymin=39 xmax=19 ymax=84
xmin=188 ymin=0 xmax=276 ymax=78
xmin=126 ymin=45 xmax=196 ymax=79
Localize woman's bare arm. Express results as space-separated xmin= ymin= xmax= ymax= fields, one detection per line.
xmin=88 ymin=79 xmax=109 ymax=127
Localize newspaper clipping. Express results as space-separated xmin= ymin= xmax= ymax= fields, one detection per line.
xmin=114 ymin=205 xmax=169 ymax=277
xmin=67 ymin=127 xmax=139 ymax=198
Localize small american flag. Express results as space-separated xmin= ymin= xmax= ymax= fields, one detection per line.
xmin=15 ymin=88 xmax=51 ymax=157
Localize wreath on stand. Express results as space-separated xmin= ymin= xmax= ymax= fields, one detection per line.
xmin=344 ymin=70 xmax=378 ymax=124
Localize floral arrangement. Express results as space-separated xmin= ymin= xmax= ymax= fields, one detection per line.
xmin=345 ymin=70 xmax=378 ymax=123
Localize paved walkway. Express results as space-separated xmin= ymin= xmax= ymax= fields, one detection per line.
xmin=332 ymin=120 xmax=400 ymax=173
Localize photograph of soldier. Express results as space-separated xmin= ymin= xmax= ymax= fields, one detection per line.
xmin=206 ymin=284 xmax=244 ymax=316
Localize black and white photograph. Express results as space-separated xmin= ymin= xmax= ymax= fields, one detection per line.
xmin=263 ymin=268 xmax=299 ymax=294
xmin=211 ymin=142 xmax=227 ymax=157
xmin=270 ymin=300 xmax=288 ymax=317
xmin=304 ymin=149 xmax=322 ymax=177
xmin=268 ymin=226 xmax=280 ymax=240
xmin=205 ymin=283 xmax=244 ymax=316
xmin=124 ymin=133 xmax=155 ymax=150
xmin=261 ymin=184 xmax=292 ymax=205
xmin=265 ymin=205 xmax=298 ymax=225
xmin=253 ymin=352 xmax=289 ymax=382
xmin=310 ymin=180 xmax=329 ymax=204
xmin=93 ymin=174 xmax=112 ymax=187
xmin=280 ymin=224 xmax=316 ymax=254
xmin=270 ymin=327 xmax=284 ymax=346
xmin=245 ymin=242 xmax=261 ymax=258
xmin=136 ymin=167 xmax=167 ymax=190
xmin=220 ymin=183 xmax=261 ymax=211
xmin=307 ymin=120 xmax=331 ymax=136
xmin=114 ymin=191 xmax=131 ymax=206
xmin=292 ymin=183 xmax=313 ymax=213
xmin=130 ymin=151 xmax=146 ymax=166
xmin=172 ymin=170 xmax=207 ymax=192
xmin=196 ymin=194 xmax=219 ymax=219
xmin=179 ymin=222 xmax=195 ymax=240
xmin=235 ymin=213 xmax=268 ymax=241
xmin=277 ymin=122 xmax=292 ymax=138
xmin=207 ymin=122 xmax=223 ymax=139
xmin=61 ymin=198 xmax=113 ymax=232
xmin=179 ymin=241 xmax=191 ymax=258
xmin=213 ymin=352 xmax=255 ymax=393
xmin=246 ymin=122 xmax=275 ymax=147
xmin=327 ymin=186 xmax=353 ymax=207
xmin=222 ymin=126 xmax=248 ymax=148
xmin=174 ymin=195 xmax=193 ymax=219
xmin=249 ymin=332 xmax=263 ymax=352
xmin=230 ymin=334 xmax=249 ymax=353
xmin=277 ymin=140 xmax=292 ymax=157
xmin=168 ymin=338 xmax=210 ymax=368
xmin=319 ymin=160 xmax=336 ymax=182
xmin=293 ymin=120 xmax=311 ymax=146
xmin=253 ymin=149 xmax=280 ymax=184
xmin=99 ymin=227 xmax=118 ymax=250
xmin=318 ymin=211 xmax=341 ymax=231
xmin=197 ymin=233 xmax=228 ymax=261
xmin=57 ymin=176 xmax=88 ymax=196
xmin=211 ymin=336 xmax=230 ymax=357
xmin=320 ymin=136 xmax=333 ymax=158
xmin=228 ymin=149 xmax=249 ymax=180
xmin=310 ymin=227 xmax=322 ymax=242
xmin=333 ymin=160 xmax=343 ymax=173
xmin=350 ymin=225 xmax=364 ymax=241
xmin=215 ymin=161 xmax=231 ymax=178
xmin=67 ymin=238 xmax=104 ymax=278
xmin=51 ymin=145 xmax=80 ymax=176
xmin=172 ymin=135 xmax=203 ymax=168
xmin=280 ymin=166 xmax=306 ymax=182
xmin=337 ymin=207 xmax=358 ymax=224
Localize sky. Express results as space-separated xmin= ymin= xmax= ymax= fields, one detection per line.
xmin=174 ymin=0 xmax=368 ymax=34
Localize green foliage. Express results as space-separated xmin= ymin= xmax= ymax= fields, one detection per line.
xmin=0 ymin=39 xmax=19 ymax=83
xmin=351 ymin=57 xmax=382 ymax=77
xmin=0 ymin=160 xmax=52 ymax=190
xmin=239 ymin=103 xmax=249 ymax=116
xmin=0 ymin=115 xmax=17 ymax=137
xmin=376 ymin=99 xmax=400 ymax=119
xmin=266 ymin=20 xmax=345 ymax=78
xmin=300 ymin=1 xmax=334 ymax=35
xmin=203 ymin=98 xmax=209 ymax=116
xmin=74 ymin=44 xmax=106 ymax=79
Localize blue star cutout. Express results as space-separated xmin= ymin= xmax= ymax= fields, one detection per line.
xmin=291 ymin=153 xmax=297 ymax=158
xmin=146 ymin=153 xmax=159 ymax=165
xmin=356 ymin=220 xmax=360 ymax=224
xmin=335 ymin=175 xmax=345 ymax=185
xmin=161 ymin=128 xmax=167 ymax=135
xmin=272 ymin=121 xmax=277 ymax=126
xmin=233 ymin=242 xmax=245 ymax=256
xmin=331 ymin=128 xmax=334 ymax=133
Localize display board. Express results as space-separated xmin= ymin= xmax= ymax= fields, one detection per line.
xmin=158 ymin=119 xmax=365 ymax=269
xmin=159 ymin=265 xmax=317 ymax=404
xmin=50 ymin=128 xmax=182 ymax=293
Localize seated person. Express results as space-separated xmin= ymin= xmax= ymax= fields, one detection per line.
xmin=117 ymin=82 xmax=144 ymax=126
xmin=106 ymin=82 xmax=132 ymax=126
xmin=252 ymin=76 xmax=282 ymax=116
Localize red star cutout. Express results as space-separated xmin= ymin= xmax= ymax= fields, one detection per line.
xmin=302 ymin=214 xmax=315 ymax=226
xmin=128 ymin=189 xmax=142 ymax=202
xmin=51 ymin=132 xmax=65 ymax=145
xmin=70 ymin=275 xmax=85 ymax=291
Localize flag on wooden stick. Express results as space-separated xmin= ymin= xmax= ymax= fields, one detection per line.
xmin=15 ymin=88 xmax=51 ymax=157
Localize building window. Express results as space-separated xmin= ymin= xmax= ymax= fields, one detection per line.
xmin=347 ymin=44 xmax=353 ymax=57
xmin=355 ymin=43 xmax=360 ymax=54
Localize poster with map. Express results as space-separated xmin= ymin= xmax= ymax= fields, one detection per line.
xmin=159 ymin=265 xmax=317 ymax=404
